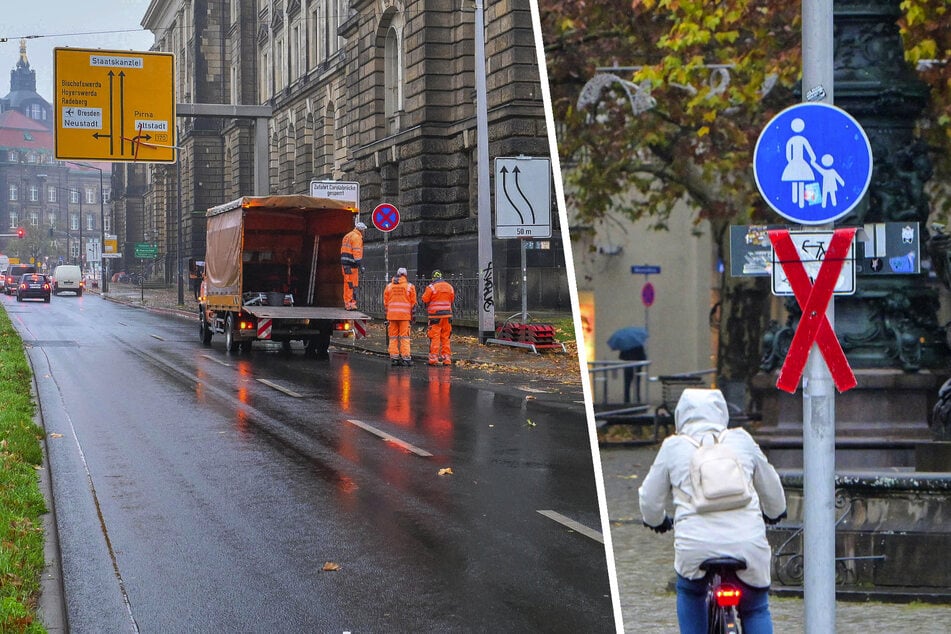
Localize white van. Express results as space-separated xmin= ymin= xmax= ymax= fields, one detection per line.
xmin=52 ymin=265 xmax=85 ymax=296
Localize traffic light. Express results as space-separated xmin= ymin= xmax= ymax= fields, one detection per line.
xmin=16 ymin=227 xmax=24 ymax=239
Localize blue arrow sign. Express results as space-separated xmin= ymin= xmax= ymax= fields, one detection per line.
xmin=754 ymin=103 xmax=873 ymax=225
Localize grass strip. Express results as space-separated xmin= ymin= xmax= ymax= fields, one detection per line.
xmin=0 ymin=306 xmax=47 ymax=633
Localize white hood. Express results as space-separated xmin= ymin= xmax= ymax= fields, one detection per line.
xmin=674 ymin=388 xmax=729 ymax=436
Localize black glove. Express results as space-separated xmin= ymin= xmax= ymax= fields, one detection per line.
xmin=643 ymin=516 xmax=673 ymax=534
xmin=763 ymin=510 xmax=788 ymax=525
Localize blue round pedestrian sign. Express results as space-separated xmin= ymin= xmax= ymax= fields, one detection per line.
xmin=753 ymin=102 xmax=873 ymax=225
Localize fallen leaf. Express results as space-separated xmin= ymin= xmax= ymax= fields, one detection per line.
xmin=322 ymin=562 xmax=341 ymax=572
xmin=438 ymin=467 xmax=454 ymax=476
xmin=619 ymin=474 xmax=640 ymax=480
xmin=525 ymin=419 xmax=536 ymax=428
xmin=525 ymin=395 xmax=536 ymax=400
xmin=49 ymin=433 xmax=63 ymax=439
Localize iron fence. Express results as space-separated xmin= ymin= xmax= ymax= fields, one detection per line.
xmin=359 ymin=274 xmax=480 ymax=324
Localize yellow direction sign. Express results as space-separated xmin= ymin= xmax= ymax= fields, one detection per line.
xmin=54 ymin=48 xmax=176 ymax=163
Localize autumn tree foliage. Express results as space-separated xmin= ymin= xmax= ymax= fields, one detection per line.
xmin=541 ymin=0 xmax=951 ymax=391
xmin=900 ymin=0 xmax=951 ymax=217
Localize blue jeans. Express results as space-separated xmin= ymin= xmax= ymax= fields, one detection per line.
xmin=676 ymin=574 xmax=773 ymax=634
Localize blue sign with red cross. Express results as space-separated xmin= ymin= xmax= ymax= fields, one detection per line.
xmin=372 ymin=203 xmax=400 ymax=232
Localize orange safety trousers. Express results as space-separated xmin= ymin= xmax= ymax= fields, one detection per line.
xmin=388 ymin=320 xmax=412 ymax=360
xmin=342 ymin=266 xmax=360 ymax=309
xmin=427 ymin=318 xmax=452 ymax=365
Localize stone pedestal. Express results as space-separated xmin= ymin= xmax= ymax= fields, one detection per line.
xmin=917 ymin=442 xmax=951 ymax=472
xmin=769 ymin=471 xmax=951 ymax=598
xmin=751 ymin=369 xmax=944 ymax=469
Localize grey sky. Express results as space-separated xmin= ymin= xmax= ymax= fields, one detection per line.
xmin=0 ymin=0 xmax=156 ymax=103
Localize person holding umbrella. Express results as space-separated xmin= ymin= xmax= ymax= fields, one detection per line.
xmin=607 ymin=326 xmax=649 ymax=403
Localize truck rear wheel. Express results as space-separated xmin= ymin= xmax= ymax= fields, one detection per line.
xmin=225 ymin=314 xmax=239 ymax=353
xmin=306 ymin=323 xmax=332 ymax=359
xmin=199 ymin=310 xmax=213 ymax=346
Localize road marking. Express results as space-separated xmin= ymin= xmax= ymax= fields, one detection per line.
xmin=519 ymin=386 xmax=550 ymax=394
xmin=200 ymin=354 xmax=230 ymax=367
xmin=150 ymin=334 xmax=165 ymax=341
xmin=346 ymin=419 xmax=433 ymax=457
xmin=536 ymin=510 xmax=604 ymax=543
xmin=257 ymin=378 xmax=304 ymax=398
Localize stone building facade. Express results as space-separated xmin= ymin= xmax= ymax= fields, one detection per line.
xmin=121 ymin=0 xmax=570 ymax=318
xmin=0 ymin=42 xmax=110 ymax=273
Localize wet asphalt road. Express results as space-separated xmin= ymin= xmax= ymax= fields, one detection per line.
xmin=5 ymin=292 xmax=616 ymax=633
xmin=601 ymin=445 xmax=951 ymax=632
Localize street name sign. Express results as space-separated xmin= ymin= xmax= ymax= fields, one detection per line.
xmin=494 ymin=157 xmax=552 ymax=238
xmin=134 ymin=243 xmax=159 ymax=259
xmin=768 ymin=228 xmax=857 ymax=393
xmin=54 ymin=48 xmax=176 ymax=163
xmin=754 ymin=103 xmax=872 ymax=225
xmin=309 ymin=180 xmax=360 ymax=211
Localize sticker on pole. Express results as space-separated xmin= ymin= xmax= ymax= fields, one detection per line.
xmin=754 ymin=103 xmax=873 ymax=225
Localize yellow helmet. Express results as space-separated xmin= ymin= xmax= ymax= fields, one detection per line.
xmin=432 ymin=270 xmax=442 ymax=279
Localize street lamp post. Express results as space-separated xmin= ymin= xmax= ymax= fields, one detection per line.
xmin=66 ymin=161 xmax=108 ymax=292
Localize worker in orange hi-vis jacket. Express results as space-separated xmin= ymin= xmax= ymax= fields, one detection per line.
xmin=340 ymin=221 xmax=366 ymax=310
xmin=422 ymin=270 xmax=455 ymax=366
xmin=383 ymin=267 xmax=417 ymax=366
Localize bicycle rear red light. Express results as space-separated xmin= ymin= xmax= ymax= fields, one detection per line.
xmin=715 ymin=585 xmax=742 ymax=607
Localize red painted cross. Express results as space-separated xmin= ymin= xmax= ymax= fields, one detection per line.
xmin=768 ymin=228 xmax=857 ymax=394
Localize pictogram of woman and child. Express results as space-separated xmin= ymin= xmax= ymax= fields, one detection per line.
xmin=781 ymin=117 xmax=844 ymax=209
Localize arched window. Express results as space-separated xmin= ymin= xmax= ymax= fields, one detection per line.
xmin=324 ymin=103 xmax=336 ymax=176
xmin=384 ymin=26 xmax=401 ymax=134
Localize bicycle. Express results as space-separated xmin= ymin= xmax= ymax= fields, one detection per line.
xmin=699 ymin=556 xmax=747 ymax=633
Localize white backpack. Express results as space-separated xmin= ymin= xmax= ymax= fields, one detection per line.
xmin=678 ymin=430 xmax=752 ymax=513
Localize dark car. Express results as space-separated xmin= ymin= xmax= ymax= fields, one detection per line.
xmin=16 ymin=273 xmax=51 ymax=302
xmin=5 ymin=264 xmax=36 ymax=294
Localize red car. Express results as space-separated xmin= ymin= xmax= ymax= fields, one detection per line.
xmin=4 ymin=264 xmax=36 ymax=295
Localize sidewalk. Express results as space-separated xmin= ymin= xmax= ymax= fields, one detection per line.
xmin=91 ymin=282 xmax=582 ymax=383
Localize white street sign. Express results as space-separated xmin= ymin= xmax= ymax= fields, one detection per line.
xmin=309 ymin=180 xmax=360 ymax=212
xmin=494 ymin=157 xmax=552 ymax=238
xmin=770 ymin=231 xmax=856 ymax=295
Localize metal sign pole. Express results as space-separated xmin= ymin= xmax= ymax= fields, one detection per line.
xmin=474 ymin=0 xmax=495 ymax=342
xmin=802 ymin=0 xmax=836 ymax=630
xmin=521 ymin=239 xmax=528 ymax=323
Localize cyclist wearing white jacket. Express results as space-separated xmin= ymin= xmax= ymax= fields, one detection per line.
xmin=639 ymin=388 xmax=787 ymax=634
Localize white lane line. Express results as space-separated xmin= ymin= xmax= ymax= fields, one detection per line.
xmin=150 ymin=334 xmax=165 ymax=341
xmin=200 ymin=354 xmax=230 ymax=367
xmin=536 ymin=510 xmax=604 ymax=543
xmin=257 ymin=378 xmax=304 ymax=398
xmin=345 ymin=419 xmax=433 ymax=457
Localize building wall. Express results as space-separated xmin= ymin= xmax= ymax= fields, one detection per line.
xmin=131 ymin=0 xmax=570 ymax=315
xmin=572 ymin=203 xmax=716 ymax=405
